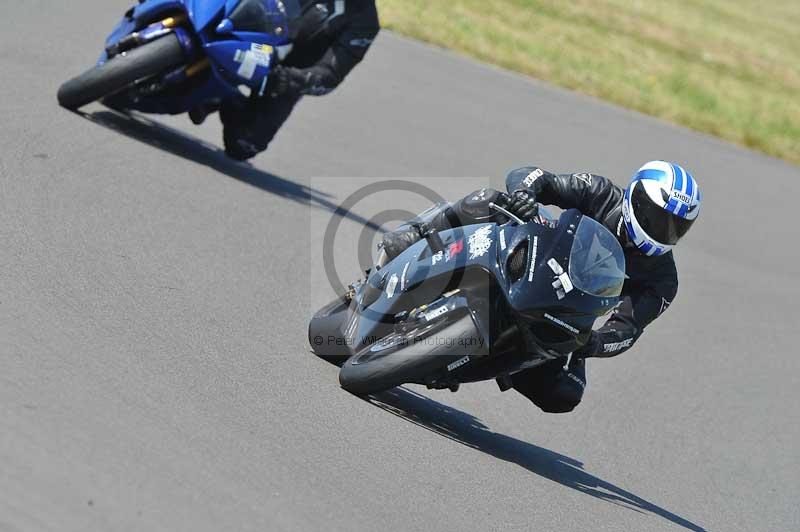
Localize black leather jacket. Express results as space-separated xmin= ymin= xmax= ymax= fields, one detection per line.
xmin=280 ymin=0 xmax=379 ymax=95
xmin=395 ymin=167 xmax=679 ymax=359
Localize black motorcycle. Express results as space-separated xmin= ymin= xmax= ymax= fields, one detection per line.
xmin=309 ymin=197 xmax=626 ymax=396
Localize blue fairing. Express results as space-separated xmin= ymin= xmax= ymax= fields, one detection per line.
xmin=224 ymin=0 xmax=241 ymax=15
xmin=231 ymin=31 xmax=288 ymax=46
xmin=99 ymin=0 xmax=292 ymax=115
xmin=105 ymin=0 xmax=186 ymax=51
xmin=184 ymin=0 xmax=224 ymax=32
xmin=204 ymin=40 xmax=274 ymax=84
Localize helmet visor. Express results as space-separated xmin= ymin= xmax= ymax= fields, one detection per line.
xmin=631 ymin=182 xmax=695 ymax=245
xmin=229 ymin=0 xmax=302 ymax=38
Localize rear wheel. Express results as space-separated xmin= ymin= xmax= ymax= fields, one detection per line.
xmin=338 ymin=314 xmax=482 ymax=395
xmin=57 ymin=33 xmax=185 ymax=110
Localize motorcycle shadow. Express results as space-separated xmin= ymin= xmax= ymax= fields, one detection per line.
xmin=74 ymin=108 xmax=384 ymax=232
xmin=365 ymin=387 xmax=705 ymax=532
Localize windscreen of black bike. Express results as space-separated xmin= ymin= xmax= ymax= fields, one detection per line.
xmin=568 ymin=217 xmax=626 ymax=297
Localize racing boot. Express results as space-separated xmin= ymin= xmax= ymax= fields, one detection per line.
xmin=219 ymin=100 xmax=264 ymax=161
xmin=188 ymin=105 xmax=211 ymax=125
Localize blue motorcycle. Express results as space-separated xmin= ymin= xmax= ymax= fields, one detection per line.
xmin=57 ymin=0 xmax=301 ymax=113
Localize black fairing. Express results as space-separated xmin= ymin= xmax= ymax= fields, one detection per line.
xmin=342 ymin=209 xmax=624 ymax=383
xmin=505 ymin=209 xmax=618 ymax=357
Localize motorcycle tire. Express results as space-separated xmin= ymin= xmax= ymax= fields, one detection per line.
xmin=57 ymin=33 xmax=185 ymax=110
xmin=338 ymin=314 xmax=481 ymax=395
xmin=308 ymin=296 xmax=352 ymax=367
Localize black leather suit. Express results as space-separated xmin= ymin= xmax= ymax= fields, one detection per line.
xmin=221 ymin=0 xmax=379 ymax=159
xmin=382 ymin=167 xmax=679 ymax=413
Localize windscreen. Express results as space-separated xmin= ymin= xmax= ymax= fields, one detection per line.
xmin=229 ymin=0 xmax=302 ymax=38
xmin=568 ymin=217 xmax=626 ymax=297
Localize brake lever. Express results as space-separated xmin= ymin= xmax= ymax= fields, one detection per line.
xmin=488 ymin=202 xmax=525 ymax=225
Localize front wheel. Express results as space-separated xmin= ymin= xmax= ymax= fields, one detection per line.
xmin=57 ymin=33 xmax=185 ymax=110
xmin=338 ymin=314 xmax=483 ymax=395
xmin=308 ymin=296 xmax=352 ymax=367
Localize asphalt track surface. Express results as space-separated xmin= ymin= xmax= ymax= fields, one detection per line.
xmin=2 ymin=2 xmax=799 ymax=531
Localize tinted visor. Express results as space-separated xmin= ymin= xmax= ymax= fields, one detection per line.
xmin=631 ymin=182 xmax=695 ymax=245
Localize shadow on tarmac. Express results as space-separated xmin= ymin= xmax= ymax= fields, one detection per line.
xmin=76 ymin=109 xmax=384 ymax=232
xmin=366 ymin=387 xmax=706 ymax=532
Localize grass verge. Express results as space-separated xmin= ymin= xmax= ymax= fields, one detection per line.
xmin=377 ymin=0 xmax=800 ymax=164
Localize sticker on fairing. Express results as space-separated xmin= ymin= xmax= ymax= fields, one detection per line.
xmin=400 ymin=261 xmax=411 ymax=291
xmin=447 ymin=356 xmax=470 ymax=372
xmin=528 ymin=236 xmax=538 ymax=282
xmin=547 ymin=258 xmax=564 ymax=275
xmin=468 ymin=225 xmax=493 ymax=259
xmin=385 ymin=273 xmax=399 ymax=299
xmin=234 ymin=44 xmax=273 ymax=80
xmin=544 ymin=312 xmax=579 ymax=334
xmin=558 ymin=272 xmax=573 ymax=293
xmin=249 ymin=43 xmax=273 ymax=66
xmin=234 ymin=49 xmax=257 ymax=80
xmin=423 ymin=305 xmax=448 ymax=322
xmin=446 ymin=240 xmax=464 ymax=261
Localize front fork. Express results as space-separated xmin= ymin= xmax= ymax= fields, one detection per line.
xmin=105 ymin=14 xmax=209 ymax=84
xmin=106 ymin=14 xmax=188 ymax=55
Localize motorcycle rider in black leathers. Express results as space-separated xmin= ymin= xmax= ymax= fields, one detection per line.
xmin=381 ymin=161 xmax=702 ymax=413
xmin=191 ymin=0 xmax=380 ymax=160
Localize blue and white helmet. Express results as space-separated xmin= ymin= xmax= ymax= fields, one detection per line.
xmin=622 ymin=161 xmax=701 ymax=256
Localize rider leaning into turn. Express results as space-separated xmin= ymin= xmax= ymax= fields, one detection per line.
xmin=192 ymin=0 xmax=380 ymax=160
xmin=381 ymin=161 xmax=702 ymax=413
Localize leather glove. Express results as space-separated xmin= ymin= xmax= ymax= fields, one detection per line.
xmin=498 ymin=190 xmax=538 ymax=221
xmin=264 ymin=65 xmax=304 ymax=97
xmin=381 ymin=226 xmax=424 ymax=260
